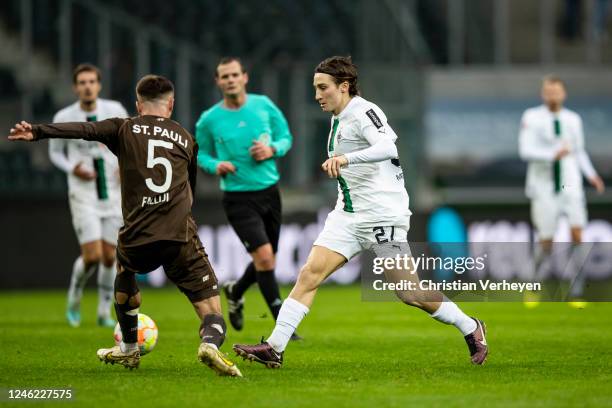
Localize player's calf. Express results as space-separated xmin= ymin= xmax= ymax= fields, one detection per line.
xmin=113 ymin=270 xmax=140 ymax=349
xmin=199 ymin=313 xmax=226 ymax=348
xmin=198 ymin=314 xmax=242 ymax=376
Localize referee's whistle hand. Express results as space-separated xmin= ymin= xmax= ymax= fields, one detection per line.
xmin=216 ymin=161 xmax=237 ymax=176
xmin=249 ymin=141 xmax=274 ymax=161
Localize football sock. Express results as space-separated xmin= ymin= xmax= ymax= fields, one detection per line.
xmin=534 ymin=244 xmax=552 ymax=281
xmin=568 ymin=243 xmax=588 ymax=298
xmin=256 ymin=269 xmax=283 ymax=319
xmin=67 ymin=257 xmax=98 ymax=307
xmin=430 ymin=297 xmax=477 ymax=336
xmin=114 ymin=302 xmax=139 ymax=344
xmin=267 ymin=297 xmax=309 ymax=353
xmin=233 ymin=262 xmax=257 ymax=299
xmin=120 ymin=341 xmax=138 ymax=353
xmin=97 ymin=262 xmax=116 ymax=318
xmin=199 ymin=313 xmax=227 ymax=348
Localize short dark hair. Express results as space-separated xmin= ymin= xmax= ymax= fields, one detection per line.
xmin=215 ymin=57 xmax=246 ymax=77
xmin=315 ymin=56 xmax=360 ymax=96
xmin=72 ymin=63 xmax=101 ymax=84
xmin=542 ymin=74 xmax=566 ymax=88
xmin=136 ymin=75 xmax=175 ymax=102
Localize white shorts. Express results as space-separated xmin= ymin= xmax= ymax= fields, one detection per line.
xmin=313 ymin=209 xmax=410 ymax=260
xmin=69 ymin=199 xmax=122 ymax=245
xmin=531 ymin=193 xmax=587 ymax=240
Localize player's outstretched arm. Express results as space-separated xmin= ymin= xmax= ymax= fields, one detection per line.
xmin=8 ymin=121 xmax=34 ymax=141
xmin=10 ymin=118 xmax=124 ymax=153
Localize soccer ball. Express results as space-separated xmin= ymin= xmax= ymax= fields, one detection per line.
xmin=113 ymin=313 xmax=158 ymax=355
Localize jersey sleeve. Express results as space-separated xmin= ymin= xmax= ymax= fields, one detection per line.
xmin=518 ymin=111 xmax=556 ymax=162
xmin=345 ymin=123 xmax=398 ymax=165
xmin=264 ymin=97 xmax=293 ymax=158
xmin=33 ymin=118 xmax=125 ymax=154
xmin=48 ymin=110 xmax=77 ymax=173
xmin=345 ymin=106 xmax=399 ymax=165
xmin=189 ymin=142 xmax=199 ymax=201
xmin=358 ymin=105 xmax=398 ymax=144
xmin=48 ymin=138 xmax=76 ymax=173
xmin=194 ymin=113 xmax=221 ymax=174
xmin=573 ymin=115 xmax=598 ymax=179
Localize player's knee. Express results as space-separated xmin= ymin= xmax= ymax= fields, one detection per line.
xmin=83 ymin=255 xmax=101 ymax=269
xmin=252 ymin=247 xmax=275 ymax=270
xmin=101 ymin=243 xmax=116 ymax=266
xmin=254 ymin=257 xmax=275 ymax=271
xmin=540 ymin=240 xmax=553 ymax=254
xmin=101 ymin=253 xmax=116 ymax=268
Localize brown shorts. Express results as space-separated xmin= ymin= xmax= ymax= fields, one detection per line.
xmin=116 ymin=232 xmax=219 ymax=302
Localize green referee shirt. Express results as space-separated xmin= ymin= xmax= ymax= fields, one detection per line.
xmin=195 ymin=94 xmax=293 ymax=192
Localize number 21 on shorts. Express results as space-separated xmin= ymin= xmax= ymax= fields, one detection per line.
xmin=372 ymin=226 xmax=397 ymax=244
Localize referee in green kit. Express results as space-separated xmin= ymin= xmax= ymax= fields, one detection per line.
xmin=196 ymin=57 xmax=300 ymax=340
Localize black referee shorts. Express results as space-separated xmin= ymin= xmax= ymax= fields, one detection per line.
xmin=222 ymin=184 xmax=281 ymax=253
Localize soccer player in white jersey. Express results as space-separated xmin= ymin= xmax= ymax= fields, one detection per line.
xmin=519 ymin=76 xmax=605 ymax=307
xmin=49 ymin=64 xmax=128 ymax=327
xmin=234 ymin=56 xmax=488 ymax=367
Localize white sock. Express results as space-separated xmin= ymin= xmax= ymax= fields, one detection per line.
xmin=267 ymin=298 xmax=309 ymax=353
xmin=568 ymin=243 xmax=588 ymax=298
xmin=431 ymin=297 xmax=477 ymax=336
xmin=97 ymin=262 xmax=116 ymax=318
xmin=67 ymin=257 xmax=98 ymax=307
xmin=534 ymin=245 xmax=552 ymax=281
xmin=120 ymin=341 xmax=139 ymax=353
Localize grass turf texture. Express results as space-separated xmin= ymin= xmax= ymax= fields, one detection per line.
xmin=1 ymin=285 xmax=611 ymax=407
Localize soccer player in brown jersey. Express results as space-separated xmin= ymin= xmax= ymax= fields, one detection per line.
xmin=8 ymin=75 xmax=242 ymax=377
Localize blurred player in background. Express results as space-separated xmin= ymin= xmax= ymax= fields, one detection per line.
xmin=196 ymin=57 xmax=300 ymax=339
xmin=234 ymin=56 xmax=488 ymax=368
xmin=519 ymin=76 xmax=605 ymax=307
xmin=9 ymin=75 xmax=241 ymax=376
xmin=49 ymin=64 xmax=128 ymax=327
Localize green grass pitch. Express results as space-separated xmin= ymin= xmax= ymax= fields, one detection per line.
xmin=1 ymin=285 xmax=611 ymax=407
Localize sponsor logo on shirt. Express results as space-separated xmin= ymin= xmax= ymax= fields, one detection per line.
xmin=365 ymin=109 xmax=383 ymax=129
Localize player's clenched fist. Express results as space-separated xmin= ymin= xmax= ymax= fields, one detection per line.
xmin=321 ymin=155 xmax=348 ymax=178
xmin=8 ymin=121 xmax=34 ymax=141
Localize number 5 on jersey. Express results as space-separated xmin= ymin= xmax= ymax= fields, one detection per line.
xmin=145 ymin=139 xmax=173 ymax=193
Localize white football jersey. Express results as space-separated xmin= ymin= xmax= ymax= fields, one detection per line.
xmin=519 ymin=105 xmax=596 ymax=199
xmin=328 ymin=96 xmax=411 ymax=227
xmin=49 ymin=98 xmax=128 ymax=215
